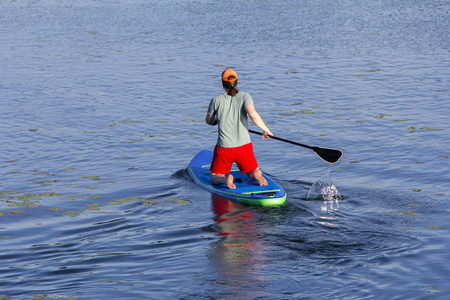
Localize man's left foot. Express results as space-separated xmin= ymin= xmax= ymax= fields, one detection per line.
xmin=227 ymin=174 xmax=236 ymax=189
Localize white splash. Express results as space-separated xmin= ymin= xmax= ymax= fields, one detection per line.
xmin=307 ymin=166 xmax=342 ymax=202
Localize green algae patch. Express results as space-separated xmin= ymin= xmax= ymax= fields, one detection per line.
xmin=119 ymin=120 xmax=141 ymax=123
xmin=142 ymin=198 xmax=192 ymax=206
xmin=45 ymin=179 xmax=60 ymax=183
xmin=121 ymin=139 xmax=145 ymax=144
xmin=48 ymin=208 xmax=66 ymax=211
xmin=402 ymin=211 xmax=418 ymax=217
xmin=1 ymin=193 xmax=62 ymax=209
xmin=412 ymin=189 xmax=421 ymax=192
xmin=60 ymin=196 xmax=84 ymax=201
xmin=6 ymin=198 xmax=41 ymax=207
xmin=426 ymin=226 xmax=445 ymax=229
xmin=1 ymin=236 xmax=13 ymax=240
xmin=278 ymin=112 xmax=295 ymax=116
xmin=419 ymin=127 xmax=445 ymax=131
xmin=7 ymin=209 xmax=26 ymax=214
xmin=83 ymin=175 xmax=101 ymax=180
xmin=171 ymin=199 xmax=192 ymax=204
xmin=5 ymin=191 xmax=21 ymax=194
xmin=4 ymin=160 xmax=18 ymax=163
xmin=33 ymin=172 xmax=60 ymax=177
xmin=44 ymin=193 xmax=62 ymax=197
xmin=111 ymin=196 xmax=145 ymax=205
xmin=423 ymin=286 xmax=440 ymax=294
xmin=142 ymin=200 xmax=159 ymax=206
xmin=300 ymin=110 xmax=315 ymax=115
xmin=408 ymin=126 xmax=445 ymax=133
xmin=63 ymin=211 xmax=83 ymax=217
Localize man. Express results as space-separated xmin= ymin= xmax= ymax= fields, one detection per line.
xmin=205 ymin=69 xmax=273 ymax=189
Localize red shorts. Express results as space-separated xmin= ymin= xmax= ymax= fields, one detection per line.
xmin=210 ymin=143 xmax=258 ymax=175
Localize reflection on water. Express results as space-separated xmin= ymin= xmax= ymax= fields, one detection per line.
xmin=208 ymin=195 xmax=269 ymax=299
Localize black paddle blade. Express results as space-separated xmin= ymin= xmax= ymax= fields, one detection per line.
xmin=312 ymin=147 xmax=343 ymax=164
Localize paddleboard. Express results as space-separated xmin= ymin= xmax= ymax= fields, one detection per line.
xmin=188 ymin=150 xmax=287 ymax=206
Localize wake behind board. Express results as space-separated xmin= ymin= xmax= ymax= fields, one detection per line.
xmin=188 ymin=150 xmax=286 ymax=206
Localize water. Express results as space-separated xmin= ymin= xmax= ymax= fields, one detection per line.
xmin=1 ymin=0 xmax=449 ymax=299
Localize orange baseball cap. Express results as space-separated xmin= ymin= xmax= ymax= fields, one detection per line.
xmin=222 ymin=69 xmax=238 ymax=81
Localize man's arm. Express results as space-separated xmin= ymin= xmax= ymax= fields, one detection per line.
xmin=245 ymin=104 xmax=273 ymax=139
xmin=205 ymin=114 xmax=218 ymax=126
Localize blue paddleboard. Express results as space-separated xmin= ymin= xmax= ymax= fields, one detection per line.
xmin=188 ymin=150 xmax=287 ymax=206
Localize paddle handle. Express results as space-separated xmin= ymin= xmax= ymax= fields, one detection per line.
xmin=249 ymin=129 xmax=313 ymax=150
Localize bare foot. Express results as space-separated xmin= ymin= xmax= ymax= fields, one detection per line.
xmin=248 ymin=169 xmax=268 ymax=186
xmin=255 ymin=173 xmax=268 ymax=186
xmin=227 ymin=174 xmax=236 ymax=189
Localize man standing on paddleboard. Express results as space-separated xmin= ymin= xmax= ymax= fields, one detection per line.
xmin=205 ymin=69 xmax=273 ymax=189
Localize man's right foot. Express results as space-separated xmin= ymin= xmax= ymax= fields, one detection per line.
xmin=250 ymin=169 xmax=268 ymax=186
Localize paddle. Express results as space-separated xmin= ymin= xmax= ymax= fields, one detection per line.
xmin=249 ymin=129 xmax=343 ymax=164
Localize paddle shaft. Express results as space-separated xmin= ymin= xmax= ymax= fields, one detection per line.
xmin=248 ymin=129 xmax=313 ymax=150
xmin=248 ymin=129 xmax=343 ymax=164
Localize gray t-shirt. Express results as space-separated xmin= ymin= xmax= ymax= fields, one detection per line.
xmin=207 ymin=92 xmax=254 ymax=147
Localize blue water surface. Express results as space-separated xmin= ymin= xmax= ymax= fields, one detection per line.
xmin=1 ymin=0 xmax=449 ymax=299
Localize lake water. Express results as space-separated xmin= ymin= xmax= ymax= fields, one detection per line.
xmin=1 ymin=0 xmax=449 ymax=299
